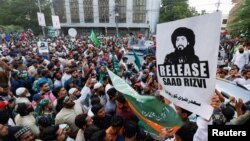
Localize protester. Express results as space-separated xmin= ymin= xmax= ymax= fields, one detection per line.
xmin=0 ymin=29 xmax=249 ymax=141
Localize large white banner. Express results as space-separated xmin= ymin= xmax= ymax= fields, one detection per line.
xmin=37 ymin=41 xmax=49 ymax=54
xmin=156 ymin=12 xmax=222 ymax=120
xmin=37 ymin=12 xmax=46 ymax=27
xmin=52 ymin=15 xmax=61 ymax=29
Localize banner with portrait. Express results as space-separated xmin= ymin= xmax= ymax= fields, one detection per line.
xmin=37 ymin=12 xmax=46 ymax=27
xmin=156 ymin=12 xmax=222 ymax=120
xmin=52 ymin=15 xmax=61 ymax=29
xmin=37 ymin=41 xmax=49 ymax=54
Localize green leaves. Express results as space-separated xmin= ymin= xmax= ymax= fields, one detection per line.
xmin=159 ymin=0 xmax=198 ymax=23
xmin=228 ymin=0 xmax=250 ymax=41
xmin=0 ymin=0 xmax=51 ymax=34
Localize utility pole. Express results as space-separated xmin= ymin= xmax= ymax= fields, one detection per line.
xmin=104 ymin=8 xmax=108 ymax=36
xmin=216 ymin=0 xmax=221 ymax=11
xmin=105 ymin=16 xmax=108 ymax=36
xmin=38 ymin=0 xmax=45 ymax=37
xmin=115 ymin=2 xmax=119 ymax=37
xmin=50 ymin=0 xmax=55 ymax=15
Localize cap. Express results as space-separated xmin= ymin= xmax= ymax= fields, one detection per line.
xmin=69 ymin=88 xmax=77 ymax=95
xmin=93 ymin=82 xmax=102 ymax=90
xmin=14 ymin=127 xmax=31 ymax=139
xmin=16 ymin=87 xmax=30 ymax=97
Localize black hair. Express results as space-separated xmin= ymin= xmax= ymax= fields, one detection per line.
xmin=75 ymin=113 xmax=88 ymax=129
xmin=91 ymin=103 xmax=103 ymax=115
xmin=111 ymin=115 xmax=124 ymax=127
xmin=171 ymin=27 xmax=195 ymax=49
xmin=175 ymin=121 xmax=198 ymax=141
xmin=52 ymin=86 xmax=63 ymax=98
xmin=90 ymin=95 xmax=100 ymax=106
xmin=90 ymin=130 xmax=106 ymax=141
xmin=221 ymin=106 xmax=235 ymax=122
xmin=41 ymin=69 xmax=49 ymax=77
xmin=40 ymin=125 xmax=59 ymax=141
xmin=16 ymin=103 xmax=29 ymax=116
xmin=47 ymin=63 xmax=54 ymax=70
xmin=84 ymin=125 xmax=100 ymax=141
xmin=123 ymin=121 xmax=138 ymax=138
xmin=107 ymin=88 xmax=117 ymax=99
xmin=37 ymin=116 xmax=52 ymax=128
xmin=116 ymin=94 xmax=126 ymax=104
xmin=180 ymin=107 xmax=192 ymax=117
xmin=53 ymin=71 xmax=61 ymax=79
xmin=103 ymin=75 xmax=112 ymax=85
xmin=0 ymin=109 xmax=9 ymax=124
xmin=55 ymin=96 xmax=65 ymax=113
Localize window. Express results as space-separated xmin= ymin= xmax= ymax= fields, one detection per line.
xmin=222 ymin=19 xmax=227 ymax=24
xmin=53 ymin=0 xmax=66 ymax=23
xmin=133 ymin=0 xmax=146 ymax=23
xmin=99 ymin=0 xmax=109 ymax=23
xmin=70 ymin=0 xmax=80 ymax=23
xmin=83 ymin=0 xmax=94 ymax=23
xmin=115 ymin=0 xmax=127 ymax=23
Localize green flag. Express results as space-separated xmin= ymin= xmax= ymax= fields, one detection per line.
xmin=90 ymin=30 xmax=101 ymax=48
xmin=132 ymin=49 xmax=141 ymax=70
xmin=107 ymin=69 xmax=183 ymax=138
xmin=98 ymin=71 xmax=105 ymax=84
xmin=112 ymin=52 xmax=120 ymax=75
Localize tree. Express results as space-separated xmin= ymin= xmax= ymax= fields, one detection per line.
xmin=159 ymin=0 xmax=198 ymax=23
xmin=0 ymin=0 xmax=51 ymax=35
xmin=228 ymin=0 xmax=250 ymax=41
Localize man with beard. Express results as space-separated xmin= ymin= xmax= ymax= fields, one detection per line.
xmin=64 ymin=69 xmax=83 ymax=91
xmin=14 ymin=103 xmax=40 ymax=137
xmin=40 ymin=125 xmax=67 ymax=141
xmin=231 ymin=47 xmax=249 ymax=71
xmin=164 ymin=27 xmax=199 ymax=64
xmin=14 ymin=127 xmax=35 ymax=141
xmin=55 ymin=96 xmax=83 ymax=139
xmin=68 ymin=88 xmax=81 ymax=101
xmin=93 ymin=82 xmax=107 ymax=106
xmin=38 ymin=82 xmax=56 ymax=103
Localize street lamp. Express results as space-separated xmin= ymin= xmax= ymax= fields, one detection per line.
xmin=115 ymin=13 xmax=119 ymax=37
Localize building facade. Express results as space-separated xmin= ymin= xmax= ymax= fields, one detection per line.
xmin=51 ymin=0 xmax=160 ymax=36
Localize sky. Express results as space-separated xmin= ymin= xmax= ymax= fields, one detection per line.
xmin=188 ymin=0 xmax=235 ymax=14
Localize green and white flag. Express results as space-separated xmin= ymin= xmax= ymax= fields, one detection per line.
xmin=112 ymin=52 xmax=120 ymax=75
xmin=133 ymin=49 xmax=141 ymax=70
xmin=90 ymin=30 xmax=101 ymax=48
xmin=107 ymin=68 xmax=182 ymax=138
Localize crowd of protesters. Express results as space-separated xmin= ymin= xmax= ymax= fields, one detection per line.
xmin=216 ymin=34 xmax=250 ymax=87
xmin=0 ymin=30 xmax=249 ymax=141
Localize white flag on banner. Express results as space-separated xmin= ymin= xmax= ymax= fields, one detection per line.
xmin=37 ymin=12 xmax=46 ymax=27
xmin=52 ymin=15 xmax=61 ymax=29
xmin=156 ymin=12 xmax=222 ymax=120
